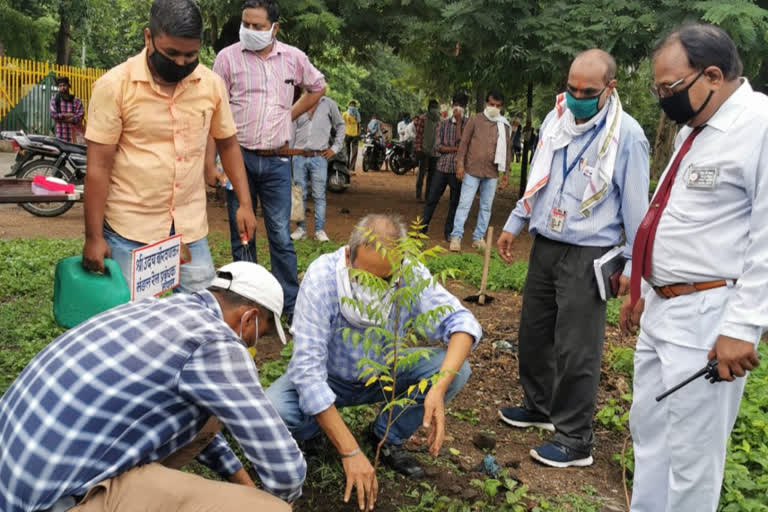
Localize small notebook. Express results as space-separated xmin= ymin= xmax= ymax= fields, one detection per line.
xmin=594 ymin=246 xmax=626 ymax=301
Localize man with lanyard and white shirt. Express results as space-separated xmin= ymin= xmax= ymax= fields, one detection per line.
xmin=621 ymin=25 xmax=764 ymax=512
xmin=213 ymin=0 xmax=327 ymax=321
xmin=496 ymin=49 xmax=650 ymax=468
xmin=266 ymin=214 xmax=482 ymax=511
xmin=290 ymin=94 xmax=345 ymax=242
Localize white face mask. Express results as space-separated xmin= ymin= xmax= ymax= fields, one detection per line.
xmin=453 ymin=106 xmax=465 ymax=118
xmin=484 ymin=106 xmax=501 ymax=119
xmin=335 ymin=252 xmax=397 ymax=329
xmin=239 ymin=23 xmax=275 ymax=52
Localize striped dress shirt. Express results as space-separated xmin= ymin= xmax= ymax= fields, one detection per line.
xmin=0 ymin=291 xmax=306 ymax=512
xmin=213 ymin=40 xmax=326 ymax=150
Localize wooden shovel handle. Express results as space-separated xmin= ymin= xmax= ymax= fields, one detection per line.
xmin=479 ymin=226 xmax=493 ymax=296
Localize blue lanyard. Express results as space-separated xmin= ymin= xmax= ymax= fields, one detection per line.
xmin=562 ymin=116 xmax=607 ymax=184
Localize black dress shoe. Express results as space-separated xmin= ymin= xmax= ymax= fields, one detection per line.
xmin=368 ymin=429 xmax=425 ymax=478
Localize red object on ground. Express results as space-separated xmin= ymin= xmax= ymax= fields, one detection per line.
xmin=32 ymin=174 xmax=74 ymax=194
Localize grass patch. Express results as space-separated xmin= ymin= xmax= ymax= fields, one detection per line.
xmin=2 ymin=236 xmax=766 ymax=511
xmin=426 ymin=250 xmax=528 ymax=292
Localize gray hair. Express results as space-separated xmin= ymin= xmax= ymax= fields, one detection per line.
xmin=349 ymin=214 xmax=407 ymax=263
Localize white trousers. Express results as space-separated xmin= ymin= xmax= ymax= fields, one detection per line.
xmin=629 ymin=287 xmax=748 ymax=512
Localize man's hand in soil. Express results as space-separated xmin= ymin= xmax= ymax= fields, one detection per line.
xmin=499 ymin=173 xmax=509 ymax=189
xmin=343 ymin=451 xmax=378 ymax=511
xmin=82 ymin=236 xmax=111 ymax=273
xmin=619 ymin=297 xmax=644 ymax=334
xmin=422 ymin=386 xmax=446 ymax=456
xmin=708 ymin=335 xmax=760 ymax=381
xmin=235 ymin=205 xmax=258 ymax=245
xmin=497 ymin=231 xmax=516 ymax=264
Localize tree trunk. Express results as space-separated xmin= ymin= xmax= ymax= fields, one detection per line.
xmin=519 ymin=80 xmax=534 ymax=197
xmin=651 ymin=112 xmax=678 ymax=180
xmin=210 ymin=14 xmax=219 ymax=47
xmin=475 ymin=88 xmax=484 ymax=114
xmin=0 ymin=39 xmax=5 ymax=58
xmin=56 ymin=9 xmax=72 ymax=65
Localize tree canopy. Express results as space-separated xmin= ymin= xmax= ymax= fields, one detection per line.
xmin=1 ymin=0 xmax=767 ymax=135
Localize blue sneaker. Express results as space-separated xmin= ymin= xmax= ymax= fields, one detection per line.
xmin=498 ymin=407 xmax=555 ymax=432
xmin=530 ymin=442 xmax=593 ymax=468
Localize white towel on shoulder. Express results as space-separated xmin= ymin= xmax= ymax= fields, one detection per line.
xmin=522 ymin=89 xmax=623 ymax=216
xmin=483 ymin=111 xmax=511 ymax=173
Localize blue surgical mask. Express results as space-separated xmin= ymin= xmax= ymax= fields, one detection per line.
xmin=348 ymin=106 xmax=358 ymax=116
xmin=565 ymin=90 xmax=604 ymax=120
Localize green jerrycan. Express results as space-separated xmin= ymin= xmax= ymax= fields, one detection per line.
xmin=53 ymin=256 xmax=130 ymax=328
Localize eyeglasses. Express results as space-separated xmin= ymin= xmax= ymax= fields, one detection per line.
xmin=650 ymin=70 xmax=703 ymax=99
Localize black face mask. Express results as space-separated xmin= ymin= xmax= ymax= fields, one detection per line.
xmin=659 ymin=70 xmax=714 ymax=124
xmin=149 ymin=41 xmax=198 ymax=84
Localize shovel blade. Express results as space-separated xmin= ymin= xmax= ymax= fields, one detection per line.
xmin=464 ymin=294 xmax=495 ymax=305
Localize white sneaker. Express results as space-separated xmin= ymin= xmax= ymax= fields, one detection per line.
xmin=315 ymin=230 xmax=330 ymax=242
xmin=291 ymin=227 xmax=306 ymax=241
xmin=449 ymin=238 xmax=461 ymax=252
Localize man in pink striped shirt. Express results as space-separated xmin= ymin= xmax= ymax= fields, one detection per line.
xmin=213 ymin=0 xmax=326 ymax=320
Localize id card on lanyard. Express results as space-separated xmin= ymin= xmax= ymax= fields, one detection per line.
xmin=548 ymin=117 xmax=606 ymax=234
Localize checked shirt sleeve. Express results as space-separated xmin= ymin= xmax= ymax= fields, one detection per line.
xmin=195 ymin=432 xmax=243 ymax=476
xmin=178 ymin=341 xmax=306 ymax=501
xmin=72 ymin=98 xmax=85 ymax=124
xmin=413 ymin=264 xmax=483 ymax=348
xmin=287 ymin=270 xmax=337 ymax=417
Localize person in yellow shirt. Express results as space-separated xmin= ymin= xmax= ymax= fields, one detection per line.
xmin=82 ymin=0 xmax=257 ymax=293
xmin=342 ymin=100 xmax=361 ymax=170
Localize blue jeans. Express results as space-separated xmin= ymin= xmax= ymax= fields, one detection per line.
xmin=265 ymin=349 xmax=471 ymax=445
xmin=241 ymin=150 xmax=299 ymax=314
xmin=103 ymin=224 xmax=215 ymax=294
xmin=225 ymin=189 xmax=257 ymax=262
xmin=292 ymin=156 xmax=328 ymax=232
xmin=451 ymin=174 xmax=498 ymax=241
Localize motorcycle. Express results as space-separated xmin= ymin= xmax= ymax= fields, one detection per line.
xmin=362 ymin=130 xmax=387 ymax=172
xmin=385 ymin=140 xmax=418 ymax=176
xmin=326 ymin=147 xmax=351 ymax=193
xmin=1 ymin=130 xmax=86 ymax=217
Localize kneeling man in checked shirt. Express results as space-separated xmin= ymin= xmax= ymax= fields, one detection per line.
xmin=267 ymin=213 xmax=482 ymax=511
xmin=0 ymin=263 xmax=305 ymax=512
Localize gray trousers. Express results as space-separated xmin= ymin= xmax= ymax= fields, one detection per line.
xmin=518 ymin=236 xmax=609 ymax=454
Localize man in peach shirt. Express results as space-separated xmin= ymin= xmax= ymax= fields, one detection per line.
xmin=82 ymin=0 xmax=257 ymax=293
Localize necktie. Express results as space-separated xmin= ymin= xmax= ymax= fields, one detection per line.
xmin=630 ymin=126 xmax=704 ymax=305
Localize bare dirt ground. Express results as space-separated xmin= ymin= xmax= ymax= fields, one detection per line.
xmin=0 ymin=151 xmax=530 ymax=262
xmin=0 ymin=151 xmax=629 ymax=510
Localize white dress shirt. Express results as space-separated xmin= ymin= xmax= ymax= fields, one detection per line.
xmin=649 ymin=79 xmax=768 ymax=344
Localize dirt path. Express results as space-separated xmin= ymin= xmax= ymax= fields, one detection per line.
xmin=0 ymin=156 xmax=532 ymax=262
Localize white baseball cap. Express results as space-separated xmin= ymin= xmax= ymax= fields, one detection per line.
xmin=211 ymin=262 xmax=287 ymax=344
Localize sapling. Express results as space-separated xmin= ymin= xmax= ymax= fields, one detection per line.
xmin=341 ymin=220 xmax=459 ymax=473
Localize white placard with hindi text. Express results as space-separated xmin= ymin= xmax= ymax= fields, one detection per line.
xmin=130 ymin=234 xmax=182 ymax=301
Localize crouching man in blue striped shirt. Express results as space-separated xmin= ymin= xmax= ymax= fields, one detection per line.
xmin=267 ymin=213 xmax=482 ymax=511
xmin=0 ymin=263 xmax=305 ymax=512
